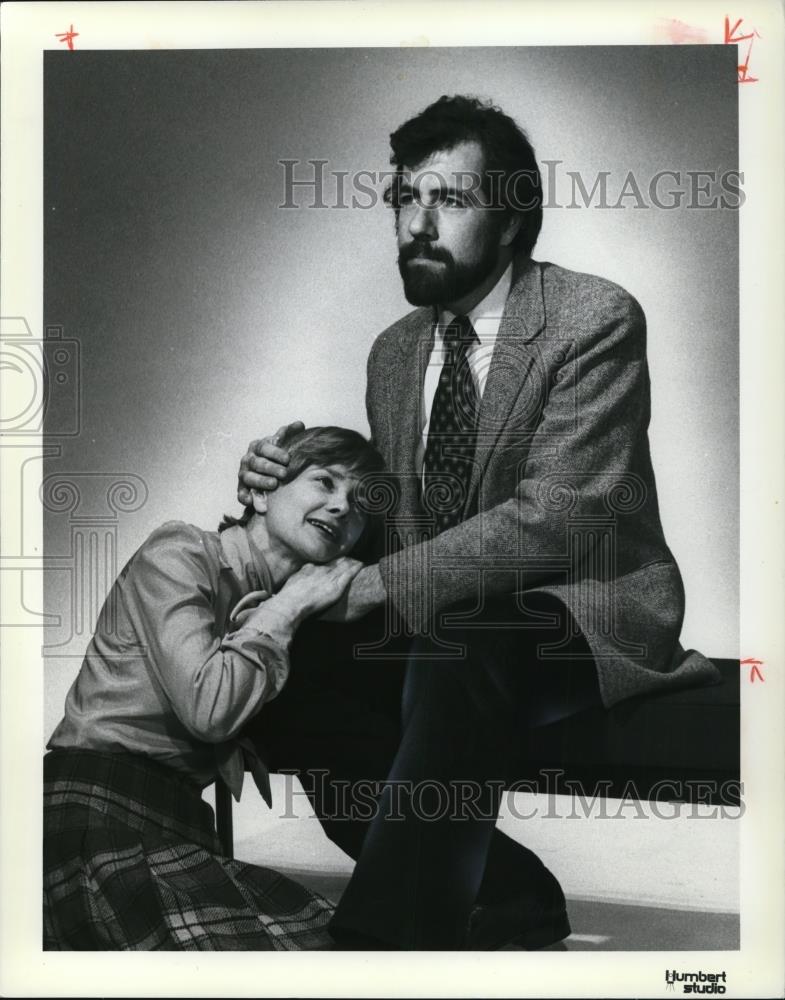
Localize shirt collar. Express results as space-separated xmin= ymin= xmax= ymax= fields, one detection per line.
xmin=219 ymin=523 xmax=274 ymax=596
xmin=437 ymin=261 xmax=513 ymax=349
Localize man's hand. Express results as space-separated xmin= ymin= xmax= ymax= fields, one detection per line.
xmin=319 ymin=564 xmax=386 ymax=622
xmin=237 ymin=420 xmax=305 ymax=505
xmin=234 ymin=559 xmax=364 ymax=648
xmin=264 ymin=558 xmax=365 ymax=626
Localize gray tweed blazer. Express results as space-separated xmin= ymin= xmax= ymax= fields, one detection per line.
xmin=368 ymin=254 xmax=721 ymax=708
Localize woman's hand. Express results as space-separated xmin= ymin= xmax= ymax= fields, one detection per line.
xmin=229 ymin=590 xmax=270 ymax=628
xmin=242 ymin=558 xmax=364 ymax=635
xmin=237 ymin=421 xmax=305 ymax=505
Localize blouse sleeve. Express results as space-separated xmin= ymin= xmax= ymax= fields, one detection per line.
xmin=118 ymin=522 xmax=290 ymax=744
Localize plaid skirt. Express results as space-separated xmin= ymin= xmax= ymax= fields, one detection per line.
xmin=43 ymin=748 xmax=335 ymax=950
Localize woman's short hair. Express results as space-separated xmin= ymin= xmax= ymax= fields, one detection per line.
xmin=383 ymin=94 xmax=543 ymax=257
xmin=219 ymin=426 xmax=385 ymax=533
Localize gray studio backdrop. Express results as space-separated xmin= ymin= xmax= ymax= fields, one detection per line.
xmin=43 ymin=46 xmax=739 ymax=733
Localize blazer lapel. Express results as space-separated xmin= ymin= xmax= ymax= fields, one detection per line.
xmin=389 ymin=308 xmax=434 ymax=517
xmin=466 ymin=256 xmax=546 ymax=509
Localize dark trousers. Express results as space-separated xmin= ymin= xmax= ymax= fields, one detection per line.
xmin=251 ymin=594 xmax=602 ymax=949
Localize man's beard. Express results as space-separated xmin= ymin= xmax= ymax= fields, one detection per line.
xmin=397 ymin=240 xmax=500 ymax=307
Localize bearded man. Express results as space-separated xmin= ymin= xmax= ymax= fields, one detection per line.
xmin=238 ymin=95 xmax=718 ymax=951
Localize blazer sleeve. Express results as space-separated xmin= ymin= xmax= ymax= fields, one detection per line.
xmin=119 ymin=522 xmax=290 ymax=743
xmin=376 ymin=288 xmax=652 ymax=632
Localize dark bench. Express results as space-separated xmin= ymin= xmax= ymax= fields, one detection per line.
xmin=215 ymin=658 xmax=740 ymax=857
xmin=517 ymin=658 xmax=740 ymax=806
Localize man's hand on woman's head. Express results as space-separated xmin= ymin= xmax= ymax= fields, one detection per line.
xmin=237 ymin=420 xmax=305 ymax=505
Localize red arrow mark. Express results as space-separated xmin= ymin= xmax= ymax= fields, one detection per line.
xmin=724 ymin=16 xmax=761 ymax=83
xmin=741 ymin=657 xmax=765 ymax=682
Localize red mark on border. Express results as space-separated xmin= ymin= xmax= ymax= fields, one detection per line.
xmin=741 ymin=657 xmax=765 ymax=682
xmin=724 ymin=17 xmax=760 ymax=83
xmin=55 ymin=25 xmax=79 ymax=51
xmin=659 ymin=18 xmax=709 ymax=44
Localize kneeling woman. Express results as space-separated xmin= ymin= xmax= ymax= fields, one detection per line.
xmin=44 ymin=426 xmax=383 ymax=950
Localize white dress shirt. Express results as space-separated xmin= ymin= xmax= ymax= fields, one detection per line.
xmin=417 ymin=262 xmax=513 ymax=475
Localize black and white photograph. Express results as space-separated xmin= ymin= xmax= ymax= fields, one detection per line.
xmin=1 ymin=1 xmax=783 ymax=996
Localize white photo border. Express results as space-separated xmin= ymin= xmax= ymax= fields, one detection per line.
xmin=1 ymin=1 xmax=783 ymax=996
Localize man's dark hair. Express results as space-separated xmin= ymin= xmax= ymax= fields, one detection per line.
xmin=219 ymin=425 xmax=385 ymax=534
xmin=384 ymin=94 xmax=543 ymax=257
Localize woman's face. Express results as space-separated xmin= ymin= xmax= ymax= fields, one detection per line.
xmin=263 ymin=463 xmax=367 ymax=564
